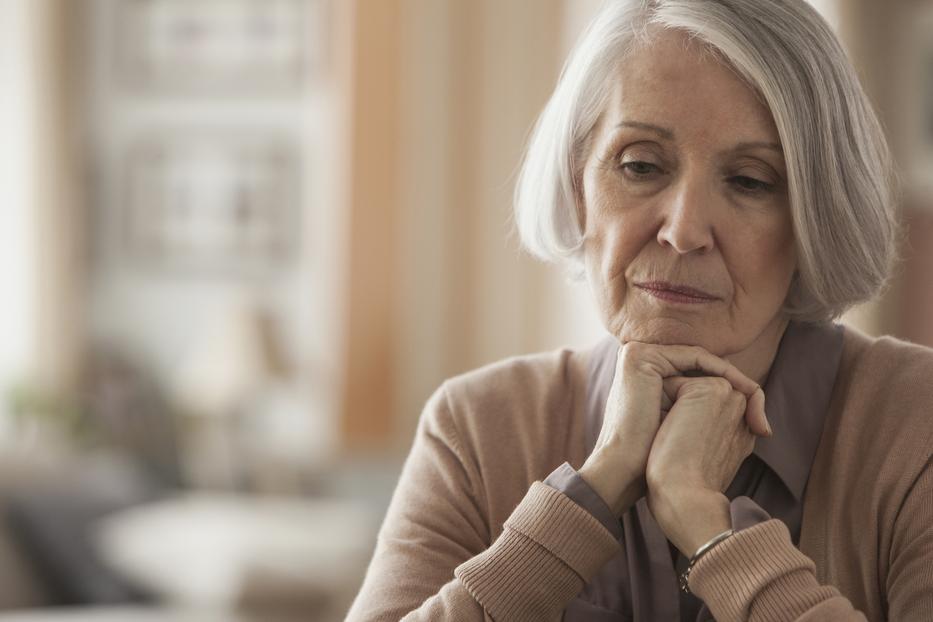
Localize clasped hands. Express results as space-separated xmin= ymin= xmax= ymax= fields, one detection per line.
xmin=578 ymin=341 xmax=771 ymax=559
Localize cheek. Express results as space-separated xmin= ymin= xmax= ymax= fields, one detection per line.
xmin=583 ymin=209 xmax=634 ymax=317
xmin=767 ymin=219 xmax=797 ymax=275
xmin=736 ymin=223 xmax=796 ymax=295
xmin=593 ymin=222 xmax=630 ymax=276
xmin=583 ymin=190 xmax=646 ymax=280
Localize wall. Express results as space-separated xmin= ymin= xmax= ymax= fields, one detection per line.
xmin=81 ymin=0 xmax=344 ymax=470
xmin=370 ymin=0 xmax=609 ymax=453
xmin=335 ymin=0 xmax=611 ymax=454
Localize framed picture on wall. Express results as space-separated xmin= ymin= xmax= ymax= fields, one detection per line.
xmin=114 ymin=0 xmax=328 ymax=92
xmin=121 ymin=130 xmax=301 ymax=275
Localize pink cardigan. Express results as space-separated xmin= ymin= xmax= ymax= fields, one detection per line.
xmin=345 ymin=324 xmax=933 ymax=621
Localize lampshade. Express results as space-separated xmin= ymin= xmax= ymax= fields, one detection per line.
xmin=171 ymin=299 xmax=286 ymax=417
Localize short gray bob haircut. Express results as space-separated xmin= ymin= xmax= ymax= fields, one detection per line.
xmin=513 ymin=0 xmax=901 ymax=322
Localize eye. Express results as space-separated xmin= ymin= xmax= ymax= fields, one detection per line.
xmin=730 ymin=175 xmax=775 ymax=195
xmin=620 ymin=161 xmax=662 ymax=179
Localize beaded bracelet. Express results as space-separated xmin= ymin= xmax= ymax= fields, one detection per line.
xmin=679 ymin=529 xmax=734 ymax=594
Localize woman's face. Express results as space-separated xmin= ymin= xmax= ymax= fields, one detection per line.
xmin=580 ymin=29 xmax=797 ymax=358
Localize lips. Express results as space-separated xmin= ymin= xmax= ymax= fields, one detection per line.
xmin=635 ymin=281 xmax=719 ymax=300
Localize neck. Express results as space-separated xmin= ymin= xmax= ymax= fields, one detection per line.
xmin=725 ymin=316 xmax=790 ymax=387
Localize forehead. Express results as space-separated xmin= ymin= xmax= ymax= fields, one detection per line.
xmin=602 ymin=29 xmax=780 ymax=145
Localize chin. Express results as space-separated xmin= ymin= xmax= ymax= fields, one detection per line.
xmin=616 ymin=316 xmax=724 ymax=352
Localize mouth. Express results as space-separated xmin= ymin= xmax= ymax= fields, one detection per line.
xmin=634 ymin=281 xmax=720 ymax=304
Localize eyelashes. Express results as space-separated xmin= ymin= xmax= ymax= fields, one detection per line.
xmin=618 ymin=161 xmax=777 ymax=196
xmin=730 ymin=175 xmax=776 ymax=195
xmin=621 ymin=161 xmax=659 ymax=177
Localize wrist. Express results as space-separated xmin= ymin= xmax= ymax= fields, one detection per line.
xmin=578 ymin=454 xmax=644 ymax=518
xmin=651 ymin=486 xmax=731 ymax=557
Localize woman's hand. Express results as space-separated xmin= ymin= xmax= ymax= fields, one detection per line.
xmin=645 ymin=376 xmax=756 ymax=557
xmin=578 ymin=341 xmax=769 ymax=519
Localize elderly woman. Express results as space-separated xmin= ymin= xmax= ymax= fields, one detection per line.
xmin=346 ymin=1 xmax=932 ymax=620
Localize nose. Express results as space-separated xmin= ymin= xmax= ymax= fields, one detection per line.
xmin=656 ymin=175 xmax=716 ymax=255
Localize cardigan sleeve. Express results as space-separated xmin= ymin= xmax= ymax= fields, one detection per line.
xmin=344 ymin=383 xmax=623 ymax=622
xmin=687 ymin=519 xmax=868 ymax=621
xmin=689 ymin=457 xmax=933 ymax=621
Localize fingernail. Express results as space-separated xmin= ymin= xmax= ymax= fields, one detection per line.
xmin=765 ymin=414 xmax=773 ymax=437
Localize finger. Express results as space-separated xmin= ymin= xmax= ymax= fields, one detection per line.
xmin=746 ymin=386 xmax=772 ymax=437
xmin=662 ymin=375 xmax=734 ymax=400
xmin=661 ymin=375 xmax=691 ymax=400
xmin=661 ymin=376 xmax=771 ymax=438
xmin=733 ymin=384 xmax=770 ymax=437
xmin=659 ymin=377 xmax=679 ymax=411
xmin=637 ymin=343 xmax=761 ymax=397
xmin=651 ymin=344 xmax=767 ymax=427
xmin=623 ymin=342 xmax=768 ymax=437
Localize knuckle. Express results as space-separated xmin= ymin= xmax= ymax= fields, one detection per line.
xmin=619 ymin=342 xmax=653 ymax=373
xmin=619 ymin=341 xmax=646 ymax=362
xmin=645 ymin=463 xmax=664 ymax=489
xmin=690 ymin=345 xmax=716 ymax=368
xmin=710 ymin=376 xmax=733 ymax=396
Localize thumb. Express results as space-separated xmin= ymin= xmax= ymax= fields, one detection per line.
xmin=660 ymin=376 xmax=692 ymax=408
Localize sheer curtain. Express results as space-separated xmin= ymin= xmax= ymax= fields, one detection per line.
xmin=0 ymin=0 xmax=83 ymax=434
xmin=0 ymin=0 xmax=42 ymax=431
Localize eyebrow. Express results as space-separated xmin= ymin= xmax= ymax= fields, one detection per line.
xmin=614 ymin=120 xmax=783 ymax=154
xmin=616 ymin=121 xmax=674 ymax=140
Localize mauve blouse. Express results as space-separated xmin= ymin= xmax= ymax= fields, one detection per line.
xmin=542 ymin=320 xmax=845 ymax=621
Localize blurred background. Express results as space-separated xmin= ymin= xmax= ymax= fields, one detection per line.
xmin=0 ymin=0 xmax=930 ymax=620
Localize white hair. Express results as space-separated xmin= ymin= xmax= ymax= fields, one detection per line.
xmin=513 ymin=0 xmax=901 ymax=322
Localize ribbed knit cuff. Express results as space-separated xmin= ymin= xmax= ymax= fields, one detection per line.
xmin=689 ymin=518 xmax=839 ymax=622
xmin=454 ymin=481 xmax=621 ymax=622
xmin=543 ymin=461 xmax=624 ymax=541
